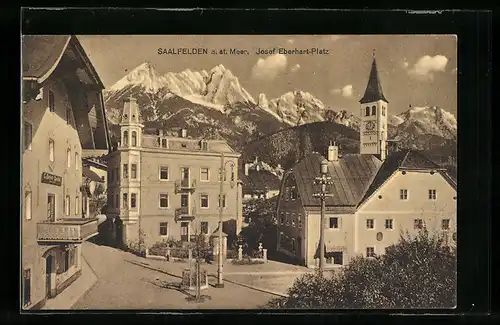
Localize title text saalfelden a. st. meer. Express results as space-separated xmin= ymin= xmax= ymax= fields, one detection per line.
xmin=157 ymin=47 xmax=330 ymax=55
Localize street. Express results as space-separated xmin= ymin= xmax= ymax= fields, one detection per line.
xmin=73 ymin=242 xmax=281 ymax=309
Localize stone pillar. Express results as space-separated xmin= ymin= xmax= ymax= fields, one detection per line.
xmin=263 ymin=249 xmax=268 ymax=263
xmin=145 ymin=248 xmax=149 ymax=256
xmin=77 ymin=244 xmax=82 ymax=269
xmin=238 ymin=245 xmax=243 ymax=261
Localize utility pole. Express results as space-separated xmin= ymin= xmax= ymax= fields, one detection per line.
xmin=312 ymin=158 xmax=334 ymax=275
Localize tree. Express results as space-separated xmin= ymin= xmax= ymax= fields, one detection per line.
xmin=240 ymin=198 xmax=278 ymax=254
xmin=268 ymin=229 xmax=456 ymax=309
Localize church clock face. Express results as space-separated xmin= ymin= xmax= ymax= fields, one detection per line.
xmin=365 ymin=120 xmax=376 ymax=131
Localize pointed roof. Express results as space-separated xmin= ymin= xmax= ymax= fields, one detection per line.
xmin=359 ymin=52 xmax=388 ymax=104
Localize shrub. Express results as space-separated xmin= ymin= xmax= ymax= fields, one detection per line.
xmin=269 ymin=230 xmax=457 ymax=309
xmin=126 ymin=240 xmax=147 ymax=257
xmin=226 ymin=249 xmax=238 ymax=259
xmin=231 ymin=256 xmax=265 ymax=265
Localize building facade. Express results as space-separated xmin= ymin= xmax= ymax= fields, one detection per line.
xmin=105 ymin=98 xmax=243 ymax=248
xmin=22 ymin=35 xmax=110 ymax=309
xmin=240 ymin=157 xmax=281 ymax=201
xmin=276 ymin=54 xmax=457 ymax=268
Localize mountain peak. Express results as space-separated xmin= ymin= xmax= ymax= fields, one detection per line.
xmin=107 ymin=61 xmax=166 ymax=94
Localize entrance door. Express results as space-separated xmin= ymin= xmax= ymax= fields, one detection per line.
xmin=181 ymin=222 xmax=189 ymax=242
xmin=45 ymin=255 xmax=53 ymax=298
xmin=23 ymin=269 xmax=31 ymax=307
xmin=47 ymin=194 xmax=56 ymax=221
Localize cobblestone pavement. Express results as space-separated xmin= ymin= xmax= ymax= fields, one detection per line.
xmin=73 ymin=242 xmax=278 ymax=309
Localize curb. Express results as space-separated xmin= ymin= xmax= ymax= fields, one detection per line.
xmin=221 ymin=277 xmax=289 ymax=298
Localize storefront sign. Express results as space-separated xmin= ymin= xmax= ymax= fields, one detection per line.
xmin=41 ymin=172 xmax=62 ymax=186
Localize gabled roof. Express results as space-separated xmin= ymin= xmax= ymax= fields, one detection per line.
xmin=357 ymin=150 xmax=451 ymax=207
xmin=241 ymin=169 xmax=281 ymax=193
xmin=359 ymin=55 xmax=389 ymax=104
xmin=292 ymin=152 xmax=382 ymax=207
xmin=22 ymin=35 xmax=105 ymax=89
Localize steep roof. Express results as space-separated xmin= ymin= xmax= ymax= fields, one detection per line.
xmin=359 ymin=55 xmax=389 ymax=104
xmin=293 ymin=153 xmax=382 ymax=207
xmin=357 ymin=150 xmax=451 ymax=207
xmin=241 ymin=169 xmax=281 ymax=193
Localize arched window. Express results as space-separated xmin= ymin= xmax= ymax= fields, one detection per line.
xmin=123 ymin=131 xmax=128 ymax=146
xmin=67 ymin=149 xmax=71 ymax=168
xmin=382 ymin=106 xmax=386 ymax=116
xmin=131 ymin=131 xmax=137 ymax=147
xmin=365 ymin=107 xmax=370 ymax=116
xmin=371 ymin=106 xmax=376 ymax=116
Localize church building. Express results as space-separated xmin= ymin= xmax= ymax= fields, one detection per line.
xmin=276 ymin=52 xmax=457 ymax=268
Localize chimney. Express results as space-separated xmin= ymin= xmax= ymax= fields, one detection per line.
xmin=244 ymin=163 xmax=249 ymax=176
xmin=327 ymin=141 xmax=339 ymax=162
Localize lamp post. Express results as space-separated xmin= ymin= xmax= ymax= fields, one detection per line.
xmin=312 ymin=158 xmax=334 ymax=274
xmin=216 ymin=152 xmax=235 ymax=288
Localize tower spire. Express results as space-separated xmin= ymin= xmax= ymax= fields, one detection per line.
xmin=359 ymin=51 xmax=388 ymax=104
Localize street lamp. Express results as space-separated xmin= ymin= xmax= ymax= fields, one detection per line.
xmin=312 ymin=158 xmax=334 ymax=274
xmin=216 ymin=152 xmax=235 ymax=288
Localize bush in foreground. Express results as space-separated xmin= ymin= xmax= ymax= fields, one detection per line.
xmin=268 ymin=230 xmax=456 ymax=309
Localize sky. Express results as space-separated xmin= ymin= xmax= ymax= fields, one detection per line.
xmin=78 ymin=35 xmax=457 ymax=116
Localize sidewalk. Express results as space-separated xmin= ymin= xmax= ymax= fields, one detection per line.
xmin=42 ymin=255 xmax=98 ymax=310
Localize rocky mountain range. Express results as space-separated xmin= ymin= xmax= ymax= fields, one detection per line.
xmin=103 ymin=61 xmax=457 ymax=171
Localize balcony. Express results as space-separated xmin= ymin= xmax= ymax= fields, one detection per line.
xmin=37 ymin=218 xmax=98 ymax=244
xmin=175 ymin=206 xmax=196 ymax=222
xmin=175 ymin=179 xmax=196 ymax=193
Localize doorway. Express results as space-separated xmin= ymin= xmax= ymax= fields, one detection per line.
xmin=181 ymin=222 xmax=189 ymax=242
xmin=45 ymin=255 xmax=53 ymax=298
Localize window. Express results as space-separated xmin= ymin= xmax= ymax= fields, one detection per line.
xmin=159 ymin=222 xmax=168 ymax=236
xmin=123 ymin=131 xmax=128 ymax=146
xmin=131 ymin=193 xmax=137 ymax=209
xmin=414 ymin=219 xmax=424 ymax=230
xmin=366 ymin=247 xmax=375 ymax=258
xmin=218 ymin=194 xmax=226 ymax=208
xmin=329 ymin=217 xmax=339 ymax=229
xmin=47 ymin=194 xmax=55 ymax=221
xmin=101 ymin=176 xmax=105 ymax=181
xmin=75 ymin=196 xmax=79 ymax=215
xmin=123 ymin=164 xmax=128 ymax=179
xmin=382 ymin=106 xmax=386 ymax=116
xmin=123 ymin=193 xmax=128 ymax=208
xmin=366 ymin=219 xmax=374 ymax=229
xmin=298 ymin=214 xmax=302 ymax=228
xmin=131 ymin=164 xmax=137 ymax=179
xmin=201 ymin=221 xmax=208 ymax=235
xmin=400 ymin=189 xmax=408 ymax=200
xmin=371 ymin=105 xmax=376 ymax=116
xmin=66 ymin=149 xmax=71 ymax=168
xmin=442 ymin=219 xmax=450 ymax=230
xmin=65 ymin=195 xmax=71 ymax=216
xmin=159 ymin=166 xmax=169 ymax=180
xmin=75 ymin=152 xmax=79 ymax=171
xmin=131 ymin=131 xmax=137 ymax=147
xmin=201 ymin=194 xmax=209 ymax=208
xmin=25 ymin=191 xmax=32 ymax=220
xmin=290 ymin=187 xmax=297 ymax=200
xmin=429 ymin=189 xmax=437 ymax=200
xmin=115 ymin=194 xmax=119 ymax=209
xmin=200 ymin=168 xmax=209 ymax=181
xmin=286 ymin=213 xmax=290 ymax=226
xmin=23 ymin=269 xmax=31 ymax=307
xmin=161 ymin=138 xmax=167 ymax=148
xmin=326 ymin=252 xmax=343 ymax=265
xmin=159 ymin=194 xmax=169 ymax=208
xmin=201 ymin=141 xmax=208 ymax=151
xmin=49 ymin=139 xmax=54 ymax=162
xmin=285 ymin=187 xmax=290 ymax=201
xmin=24 ymin=122 xmax=32 ymax=151
xmin=365 ymin=106 xmax=370 ymax=116
xmin=48 ymin=90 xmax=55 ymax=112
xmin=385 ymin=219 xmax=393 ymax=229
xmin=231 ymin=168 xmax=235 ymax=182
xmin=292 ymin=214 xmax=296 ymax=227
xmin=280 ymin=213 xmax=285 ymax=225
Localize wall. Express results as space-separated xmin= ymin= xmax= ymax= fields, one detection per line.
xmin=22 ymin=76 xmax=83 ymax=309
xmin=356 ymin=170 xmax=457 ymax=256
xmin=360 ymin=99 xmax=388 ymax=156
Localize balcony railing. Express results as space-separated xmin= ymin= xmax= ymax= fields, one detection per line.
xmin=37 ymin=218 xmax=98 ymax=244
xmin=174 ymin=206 xmax=196 ymax=222
xmin=175 ymin=179 xmax=196 ymax=193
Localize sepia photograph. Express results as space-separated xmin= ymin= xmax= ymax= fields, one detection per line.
xmin=21 ymin=34 xmax=458 ymax=311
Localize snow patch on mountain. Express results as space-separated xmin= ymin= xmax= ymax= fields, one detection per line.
xmin=394 ymin=106 xmax=457 ymax=139
xmin=107 ymin=62 xmax=167 ymax=95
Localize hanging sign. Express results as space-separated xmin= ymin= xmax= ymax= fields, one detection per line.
xmin=41 ymin=172 xmax=62 ymax=186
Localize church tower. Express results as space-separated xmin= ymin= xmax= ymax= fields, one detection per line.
xmin=359 ymin=50 xmax=389 ymax=161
